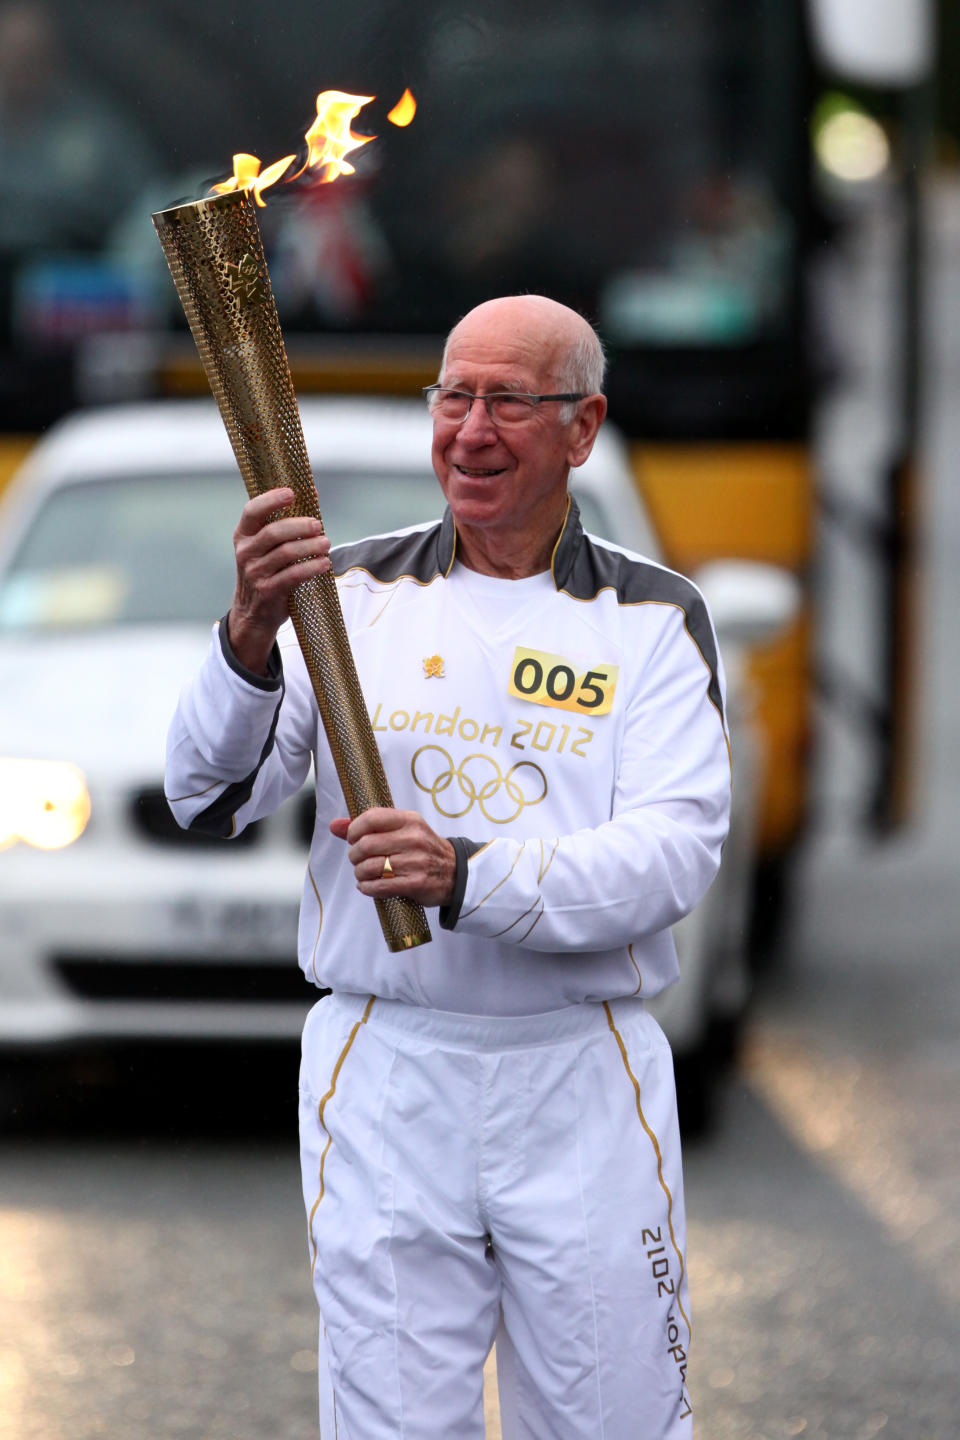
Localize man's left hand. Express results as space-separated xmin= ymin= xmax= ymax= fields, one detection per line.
xmin=330 ymin=808 xmax=457 ymax=908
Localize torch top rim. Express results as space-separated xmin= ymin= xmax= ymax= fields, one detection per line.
xmin=151 ymin=189 xmax=251 ymax=226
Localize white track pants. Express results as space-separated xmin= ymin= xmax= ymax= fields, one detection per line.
xmin=299 ymin=992 xmax=693 ymax=1438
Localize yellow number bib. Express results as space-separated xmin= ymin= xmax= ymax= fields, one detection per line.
xmin=508 ymin=647 xmax=618 ymax=716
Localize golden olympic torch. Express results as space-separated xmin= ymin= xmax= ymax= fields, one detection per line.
xmin=152 ymin=90 xmax=429 ymax=953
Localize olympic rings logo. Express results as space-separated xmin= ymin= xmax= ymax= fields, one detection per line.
xmin=411 ymin=746 xmax=548 ymax=823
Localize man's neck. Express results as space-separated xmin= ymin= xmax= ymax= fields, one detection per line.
xmin=454 ymin=528 xmax=555 ymax=579
xmin=452 ymin=501 xmax=568 ymax=579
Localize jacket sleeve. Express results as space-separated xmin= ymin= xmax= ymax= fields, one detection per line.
xmin=440 ymin=604 xmax=732 ymax=952
xmin=164 ymin=618 xmax=315 ymax=837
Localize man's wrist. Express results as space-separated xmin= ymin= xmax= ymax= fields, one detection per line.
xmin=219 ymin=614 xmax=283 ymax=690
xmin=224 ymin=609 xmax=280 ymax=679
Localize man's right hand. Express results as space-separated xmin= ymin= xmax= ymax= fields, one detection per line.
xmin=226 ymin=487 xmax=332 ymax=675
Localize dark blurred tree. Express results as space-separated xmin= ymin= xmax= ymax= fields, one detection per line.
xmin=936 ymin=0 xmax=960 ymax=159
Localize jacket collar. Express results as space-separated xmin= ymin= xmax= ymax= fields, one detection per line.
xmin=439 ymin=495 xmax=583 ymax=590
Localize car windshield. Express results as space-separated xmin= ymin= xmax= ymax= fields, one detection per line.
xmin=0 ymin=470 xmax=611 ymax=632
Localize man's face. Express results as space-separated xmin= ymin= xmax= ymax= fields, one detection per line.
xmin=431 ymin=302 xmax=587 ymax=551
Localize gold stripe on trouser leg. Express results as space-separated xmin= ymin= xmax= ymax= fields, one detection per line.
xmin=308 ymin=996 xmax=375 ymax=1271
xmin=602 ymin=1000 xmax=692 ymax=1344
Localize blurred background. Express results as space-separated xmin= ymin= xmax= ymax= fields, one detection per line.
xmin=0 ymin=2 xmax=957 ymax=1437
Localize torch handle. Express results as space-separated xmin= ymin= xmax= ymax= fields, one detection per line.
xmin=153 ymin=189 xmax=430 ymax=953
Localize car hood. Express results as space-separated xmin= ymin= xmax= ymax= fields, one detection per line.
xmin=0 ymin=625 xmax=217 ymax=781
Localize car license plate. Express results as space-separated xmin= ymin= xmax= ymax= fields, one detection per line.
xmin=164 ymin=897 xmax=300 ymax=954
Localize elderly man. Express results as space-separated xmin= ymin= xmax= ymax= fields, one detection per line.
xmin=165 ymin=294 xmax=730 ymax=1437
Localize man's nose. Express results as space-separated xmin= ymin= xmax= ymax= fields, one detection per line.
xmin=456 ymin=395 xmax=498 ymax=442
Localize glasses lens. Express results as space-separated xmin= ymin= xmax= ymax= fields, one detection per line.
xmin=487 ymin=394 xmax=536 ymax=424
xmin=427 ymin=390 xmax=539 ymax=423
xmin=430 ymin=389 xmax=471 ymax=419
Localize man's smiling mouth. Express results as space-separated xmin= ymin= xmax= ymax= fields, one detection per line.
xmin=454 ymin=464 xmax=506 ymax=478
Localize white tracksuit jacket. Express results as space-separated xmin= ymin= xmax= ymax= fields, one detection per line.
xmin=165 ymin=501 xmax=731 ymax=1018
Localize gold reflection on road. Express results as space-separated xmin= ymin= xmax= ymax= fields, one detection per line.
xmin=743 ymin=1025 xmax=957 ymax=1306
xmin=483 ymin=1349 xmax=501 ymax=1436
xmin=0 ymin=1214 xmax=44 ymax=1435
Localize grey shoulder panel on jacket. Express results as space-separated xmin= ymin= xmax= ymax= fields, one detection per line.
xmin=562 ymin=533 xmax=724 ymax=724
xmin=331 ymin=511 xmax=454 ymax=584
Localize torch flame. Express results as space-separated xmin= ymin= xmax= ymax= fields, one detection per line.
xmin=209 ymin=87 xmax=413 ymax=204
xmin=211 ymin=151 xmax=297 ymax=207
xmin=387 ymin=88 xmax=417 ymax=128
xmin=296 ymin=90 xmax=375 ymax=184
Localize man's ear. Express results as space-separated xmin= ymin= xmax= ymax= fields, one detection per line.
xmin=566 ymin=394 xmax=608 ymax=469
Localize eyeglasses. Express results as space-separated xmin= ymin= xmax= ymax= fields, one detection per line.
xmin=423 ymin=385 xmax=586 ymax=425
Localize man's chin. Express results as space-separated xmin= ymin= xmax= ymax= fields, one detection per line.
xmin=443 ymin=478 xmax=511 ymax=524
xmin=448 ymin=499 xmax=505 ymax=530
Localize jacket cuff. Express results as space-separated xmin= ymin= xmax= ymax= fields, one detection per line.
xmin=218 ymin=615 xmax=283 ymax=691
xmin=439 ymin=837 xmax=485 ymax=930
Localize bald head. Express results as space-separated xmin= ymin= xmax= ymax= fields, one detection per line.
xmin=441 ymin=295 xmax=606 ymax=401
xmin=430 ymin=293 xmax=609 ymax=577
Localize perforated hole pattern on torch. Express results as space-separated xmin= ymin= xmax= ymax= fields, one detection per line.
xmin=153 ymin=191 xmax=430 ymax=950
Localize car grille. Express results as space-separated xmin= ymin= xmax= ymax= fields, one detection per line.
xmin=52 ymin=955 xmax=323 ymax=1003
xmin=131 ymin=787 xmax=262 ymax=848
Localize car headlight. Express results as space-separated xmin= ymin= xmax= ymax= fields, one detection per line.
xmin=0 ymin=759 xmax=91 ymax=850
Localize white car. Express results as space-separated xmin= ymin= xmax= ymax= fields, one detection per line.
xmin=0 ymin=398 xmax=795 ymax=1123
